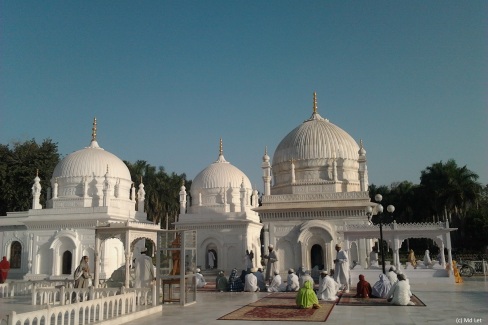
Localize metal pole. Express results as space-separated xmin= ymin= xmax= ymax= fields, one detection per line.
xmin=379 ymin=219 xmax=386 ymax=274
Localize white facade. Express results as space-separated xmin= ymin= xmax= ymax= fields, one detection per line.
xmin=255 ymin=93 xmax=373 ymax=277
xmin=176 ymin=139 xmax=263 ymax=275
xmin=0 ymin=119 xmax=157 ymax=280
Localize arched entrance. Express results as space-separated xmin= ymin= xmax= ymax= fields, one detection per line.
xmin=62 ymin=251 xmax=72 ymax=275
xmin=311 ymin=244 xmax=324 ymax=269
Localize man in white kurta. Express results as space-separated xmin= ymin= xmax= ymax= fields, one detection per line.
xmin=268 ymin=270 xmax=284 ymax=292
xmin=286 ymin=268 xmax=300 ymax=292
xmin=134 ymin=250 xmax=155 ymax=288
xmin=244 ymin=268 xmax=259 ymax=292
xmin=317 ymin=270 xmax=339 ymax=301
xmin=386 ymin=266 xmax=398 ymax=285
xmin=195 ymin=268 xmax=207 ymax=288
xmin=333 ymin=244 xmax=350 ymax=292
xmin=386 ymin=274 xmax=415 ymax=305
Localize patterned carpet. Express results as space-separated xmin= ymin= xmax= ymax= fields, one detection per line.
xmin=336 ymin=289 xmax=426 ymax=306
xmin=218 ymin=292 xmax=335 ymax=322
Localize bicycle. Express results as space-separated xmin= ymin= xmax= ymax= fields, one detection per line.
xmin=458 ymin=263 xmax=475 ymax=277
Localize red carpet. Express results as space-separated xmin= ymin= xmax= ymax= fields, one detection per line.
xmin=218 ymin=292 xmax=335 ymax=322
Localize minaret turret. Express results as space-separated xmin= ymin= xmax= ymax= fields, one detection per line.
xmin=261 ymin=146 xmax=271 ymax=195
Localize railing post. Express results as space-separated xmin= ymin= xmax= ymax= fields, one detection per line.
xmin=89 ymin=286 xmax=95 ymax=300
xmin=60 ymin=286 xmax=65 ymax=306
xmin=9 ymin=311 xmax=16 ymax=325
xmin=31 ymin=284 xmax=37 ymax=305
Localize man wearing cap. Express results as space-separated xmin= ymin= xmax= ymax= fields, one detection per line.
xmin=244 ymin=268 xmax=259 ymax=292
xmin=286 ymin=268 xmax=300 ymax=292
xmin=263 ymin=244 xmax=278 ymax=284
xmin=195 ymin=268 xmax=207 ymax=288
xmin=268 ymin=270 xmax=285 ymax=292
xmin=333 ymin=243 xmax=350 ymax=292
xmin=317 ymin=270 xmax=339 ymax=301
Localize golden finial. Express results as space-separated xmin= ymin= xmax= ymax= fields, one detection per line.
xmin=360 ymin=139 xmax=364 ymax=148
xmin=313 ymin=92 xmax=317 ymax=114
xmin=264 ymin=146 xmax=268 ymax=155
xmin=36 ymin=169 xmax=39 ymax=177
xmin=92 ymin=117 xmax=97 ymax=141
xmin=219 ymin=138 xmax=223 ymax=156
xmin=140 ymin=176 xmax=143 ymax=183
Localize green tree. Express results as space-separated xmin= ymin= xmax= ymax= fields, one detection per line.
xmin=0 ymin=139 xmax=60 ymax=215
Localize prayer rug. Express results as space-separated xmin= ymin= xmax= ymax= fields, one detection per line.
xmin=218 ymin=292 xmax=335 ymax=322
xmin=336 ymin=290 xmax=426 ymax=307
xmin=197 ymin=282 xmax=219 ymax=293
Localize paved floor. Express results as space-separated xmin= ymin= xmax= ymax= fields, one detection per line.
xmin=1 ymin=277 xmax=486 ymax=325
xmin=122 ymin=277 xmax=488 ymax=325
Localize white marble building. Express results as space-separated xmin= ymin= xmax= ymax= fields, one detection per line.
xmin=0 ymin=119 xmax=156 ymax=280
xmin=176 ymin=140 xmax=262 ymax=275
xmin=254 ymin=93 xmax=373 ymax=275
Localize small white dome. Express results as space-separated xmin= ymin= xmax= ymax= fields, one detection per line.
xmin=191 ymin=153 xmax=252 ymax=192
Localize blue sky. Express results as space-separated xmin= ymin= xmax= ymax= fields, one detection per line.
xmin=1 ymin=1 xmax=487 ymax=191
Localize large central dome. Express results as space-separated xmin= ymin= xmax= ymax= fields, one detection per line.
xmin=273 ymin=111 xmax=359 ymax=165
xmin=270 ymin=93 xmax=365 ymax=193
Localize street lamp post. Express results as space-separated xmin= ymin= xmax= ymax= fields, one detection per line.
xmin=365 ymin=194 xmax=395 ymax=274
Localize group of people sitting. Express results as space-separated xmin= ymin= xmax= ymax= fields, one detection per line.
xmin=195 ymin=263 xmax=415 ymax=308
xmin=354 ymin=266 xmax=416 ymax=305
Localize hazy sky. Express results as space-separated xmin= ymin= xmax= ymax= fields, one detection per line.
xmin=1 ymin=1 xmax=487 ymax=191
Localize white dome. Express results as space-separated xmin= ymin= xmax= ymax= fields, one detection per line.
xmin=52 ymin=140 xmax=131 ymax=181
xmin=273 ymin=112 xmax=359 ymax=165
xmin=271 ymin=94 xmax=363 ymax=191
xmin=191 ymin=153 xmax=252 ymax=192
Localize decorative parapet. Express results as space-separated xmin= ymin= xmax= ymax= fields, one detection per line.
xmin=262 ymin=191 xmax=370 ymax=203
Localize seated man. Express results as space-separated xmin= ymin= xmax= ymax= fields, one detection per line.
xmin=195 ymin=268 xmax=207 ymax=288
xmin=268 ymin=269 xmax=285 ymax=292
xmin=299 ymin=270 xmax=313 ymax=288
xmin=286 ymin=268 xmax=300 ymax=292
xmin=244 ymin=268 xmax=259 ymax=292
xmin=386 ymin=273 xmax=415 ymax=305
xmin=354 ymin=274 xmax=372 ymax=298
xmin=296 ymin=278 xmax=320 ymax=309
xmin=386 ymin=266 xmax=398 ymax=285
xmin=254 ymin=268 xmax=267 ymax=292
xmin=316 ymin=270 xmax=339 ymax=301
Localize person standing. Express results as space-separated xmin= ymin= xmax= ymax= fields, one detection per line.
xmin=134 ymin=249 xmax=155 ymax=288
xmin=74 ymin=256 xmax=91 ymax=288
xmin=333 ymin=244 xmax=350 ymax=292
xmin=263 ymin=245 xmax=278 ymax=284
xmin=317 ymin=270 xmax=339 ymax=301
xmin=208 ymin=250 xmax=216 ymax=269
xmin=0 ymin=256 xmax=10 ymax=283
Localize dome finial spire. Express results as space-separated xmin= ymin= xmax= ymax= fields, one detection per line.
xmin=92 ymin=117 xmax=97 ymax=141
xmin=313 ymin=92 xmax=317 ymax=114
xmin=219 ymin=138 xmax=223 ymax=156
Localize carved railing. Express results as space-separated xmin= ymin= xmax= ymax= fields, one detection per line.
xmin=32 ymin=286 xmax=120 ymax=305
xmin=8 ymin=291 xmax=136 ymax=325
